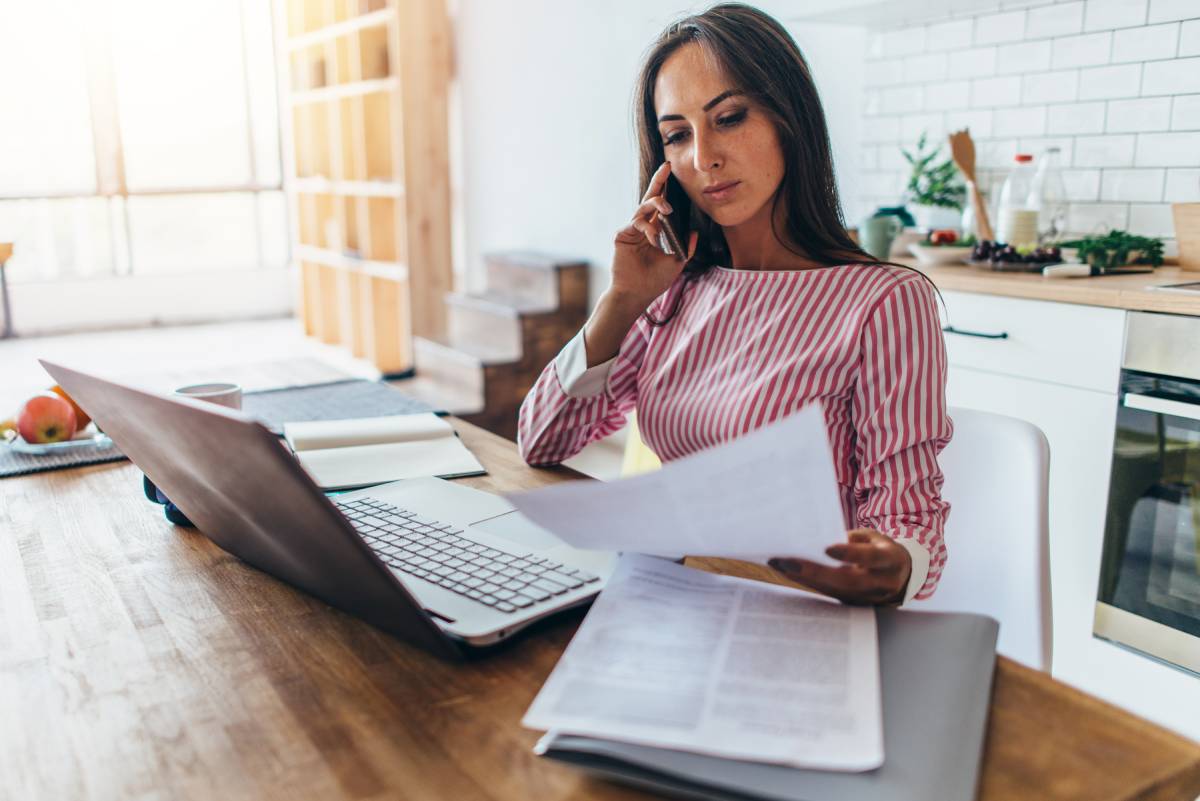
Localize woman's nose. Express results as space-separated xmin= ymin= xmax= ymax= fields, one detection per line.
xmin=691 ymin=132 xmax=723 ymax=173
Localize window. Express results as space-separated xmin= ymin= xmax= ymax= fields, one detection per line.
xmin=0 ymin=0 xmax=290 ymax=332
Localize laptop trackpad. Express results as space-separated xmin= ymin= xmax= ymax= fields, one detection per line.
xmin=469 ymin=510 xmax=563 ymax=550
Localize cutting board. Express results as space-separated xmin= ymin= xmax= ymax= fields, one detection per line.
xmin=1174 ymin=203 xmax=1200 ymax=272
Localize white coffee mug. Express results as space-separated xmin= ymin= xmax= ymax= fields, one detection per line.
xmin=173 ymin=382 xmax=242 ymax=410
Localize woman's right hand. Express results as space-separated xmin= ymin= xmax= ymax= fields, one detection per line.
xmin=610 ymin=162 xmax=698 ymax=311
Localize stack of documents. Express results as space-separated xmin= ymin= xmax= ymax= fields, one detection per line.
xmin=523 ymin=553 xmax=885 ymax=771
xmin=283 ymin=413 xmax=485 ymax=491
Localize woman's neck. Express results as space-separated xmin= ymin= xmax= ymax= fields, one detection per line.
xmin=721 ymin=198 xmax=825 ymax=272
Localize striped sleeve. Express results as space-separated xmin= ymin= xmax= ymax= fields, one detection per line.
xmin=850 ymin=275 xmax=954 ymax=599
xmin=516 ymin=306 xmax=654 ymax=466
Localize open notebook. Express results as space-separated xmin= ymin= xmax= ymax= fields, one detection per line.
xmin=283 ymin=413 xmax=486 ymax=491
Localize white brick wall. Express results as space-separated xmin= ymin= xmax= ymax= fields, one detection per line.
xmin=857 ymin=0 xmax=1200 ymax=246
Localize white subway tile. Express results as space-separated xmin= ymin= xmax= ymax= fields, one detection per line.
xmin=1084 ymin=0 xmax=1149 ymax=32
xmin=1068 ymin=202 xmax=1130 ymax=233
xmin=867 ymin=32 xmax=884 ymax=59
xmin=997 ymin=40 xmax=1053 ymax=73
xmin=1052 ymin=31 xmax=1114 ymax=68
xmin=876 ymin=57 xmax=909 ymax=87
xmin=1106 ymin=97 xmax=1173 ymax=131
xmin=879 ymin=147 xmax=911 ymax=171
xmin=994 ymin=105 xmax=1049 ymax=136
xmin=1047 ymin=100 xmax=1108 ymax=133
xmin=976 ymin=138 xmax=1021 ymax=168
xmin=1135 ymin=131 xmax=1200 ymax=164
xmin=925 ymin=80 xmax=971 ymax=110
xmin=1101 ymin=168 xmax=1166 ymax=200
xmin=1062 ymin=168 xmax=1102 ymax=199
xmin=976 ymin=10 xmax=1028 ymax=44
xmin=1112 ymin=23 xmax=1180 ymax=63
xmin=1128 ymin=202 xmax=1176 ymax=235
xmin=881 ymin=86 xmax=925 ymax=114
xmin=926 ymin=19 xmax=974 ymax=51
xmin=861 ymin=171 xmax=907 ymax=197
xmin=1078 ymin=63 xmax=1142 ymax=99
xmin=1074 ymin=134 xmax=1138 ymax=166
xmin=945 ymin=109 xmax=996 ymax=138
xmin=864 ymin=90 xmax=881 ymax=115
xmin=1165 ymin=168 xmax=1200 ymax=201
xmin=1022 ymin=69 xmax=1080 ymax=103
xmin=861 ymin=145 xmax=880 ymax=170
xmin=949 ymin=46 xmax=998 ymax=78
xmin=1028 ymin=2 xmax=1085 ymax=38
xmin=1181 ymin=19 xmax=1200 ymax=57
xmin=881 ymin=27 xmax=927 ymax=58
xmin=902 ymin=113 xmax=947 ymax=142
xmin=1148 ymin=0 xmax=1200 ymax=23
xmin=905 ymin=52 xmax=950 ymax=83
xmin=1172 ymin=94 xmax=1200 ymax=128
xmin=862 ymin=116 xmax=902 ymax=143
xmin=971 ymin=75 xmax=1023 ymax=107
xmin=1142 ymin=57 xmax=1200 ymax=95
xmin=1020 ymin=135 xmax=1077 ymax=166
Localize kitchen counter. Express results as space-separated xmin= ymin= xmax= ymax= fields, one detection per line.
xmin=897 ymin=258 xmax=1200 ymax=317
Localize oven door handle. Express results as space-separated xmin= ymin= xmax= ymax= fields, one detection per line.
xmin=1123 ymin=392 xmax=1200 ymax=422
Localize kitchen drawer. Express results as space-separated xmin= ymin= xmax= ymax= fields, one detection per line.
xmin=939 ymin=291 xmax=1125 ymax=393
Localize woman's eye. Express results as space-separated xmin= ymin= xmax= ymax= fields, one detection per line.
xmin=717 ymin=110 xmax=746 ymax=127
xmin=662 ymin=110 xmax=747 ymax=146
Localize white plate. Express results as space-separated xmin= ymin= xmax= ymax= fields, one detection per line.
xmin=908 ymin=242 xmax=974 ymax=265
xmin=7 ymin=426 xmax=113 ymax=455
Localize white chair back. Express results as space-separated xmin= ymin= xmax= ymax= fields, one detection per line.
xmin=915 ymin=407 xmax=1052 ymax=671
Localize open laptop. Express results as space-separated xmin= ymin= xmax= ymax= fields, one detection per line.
xmin=42 ymin=360 xmax=615 ymax=658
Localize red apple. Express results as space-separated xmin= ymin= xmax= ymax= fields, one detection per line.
xmin=17 ymin=393 xmax=78 ymax=444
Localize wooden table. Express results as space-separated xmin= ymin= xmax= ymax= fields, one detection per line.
xmin=3 ymin=418 xmax=1199 ymax=801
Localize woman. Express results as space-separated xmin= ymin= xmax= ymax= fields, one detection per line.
xmin=517 ymin=3 xmax=952 ymax=606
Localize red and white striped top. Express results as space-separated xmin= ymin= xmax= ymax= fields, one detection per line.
xmin=517 ymin=262 xmax=953 ymax=600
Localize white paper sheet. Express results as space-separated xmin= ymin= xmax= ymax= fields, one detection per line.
xmin=506 ymin=403 xmax=846 ymax=564
xmin=522 ymin=554 xmax=883 ymax=771
xmin=284 ymin=413 xmax=451 ymax=452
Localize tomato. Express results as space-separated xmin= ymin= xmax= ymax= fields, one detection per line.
xmin=930 ymin=229 xmax=958 ymax=245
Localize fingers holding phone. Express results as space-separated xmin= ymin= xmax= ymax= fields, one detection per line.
xmin=611 ymin=163 xmax=697 ymax=308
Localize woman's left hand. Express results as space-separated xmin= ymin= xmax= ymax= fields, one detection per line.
xmin=769 ymin=529 xmax=912 ymax=606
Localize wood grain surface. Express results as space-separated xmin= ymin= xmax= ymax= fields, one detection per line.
xmin=1 ymin=418 xmax=1198 ymax=801
xmin=900 ymin=260 xmax=1200 ymax=317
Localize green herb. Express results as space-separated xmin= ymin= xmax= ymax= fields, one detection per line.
xmin=1056 ymin=230 xmax=1165 ymax=268
xmin=901 ymin=131 xmax=966 ymax=210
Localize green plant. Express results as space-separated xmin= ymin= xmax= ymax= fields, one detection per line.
xmin=1057 ymin=230 xmax=1165 ymax=268
xmin=901 ymin=131 xmax=966 ymax=210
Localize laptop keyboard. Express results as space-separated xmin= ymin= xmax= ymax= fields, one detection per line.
xmin=335 ymin=497 xmax=600 ymax=614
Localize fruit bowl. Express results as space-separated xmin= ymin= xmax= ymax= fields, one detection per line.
xmin=908 ymin=242 xmax=974 ymax=265
xmin=7 ymin=424 xmax=112 ymax=455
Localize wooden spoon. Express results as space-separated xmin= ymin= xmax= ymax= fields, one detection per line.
xmin=947 ymin=129 xmax=994 ymax=241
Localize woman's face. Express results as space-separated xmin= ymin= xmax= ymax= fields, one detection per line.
xmin=653 ymin=42 xmax=785 ymax=229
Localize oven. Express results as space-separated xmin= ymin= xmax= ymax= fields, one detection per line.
xmin=1095 ymin=312 xmax=1200 ymax=675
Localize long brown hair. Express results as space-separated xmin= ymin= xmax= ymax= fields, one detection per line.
xmin=632 ymin=2 xmax=938 ymax=324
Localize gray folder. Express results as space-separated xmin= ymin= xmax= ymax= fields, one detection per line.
xmin=535 ymin=608 xmax=999 ymax=801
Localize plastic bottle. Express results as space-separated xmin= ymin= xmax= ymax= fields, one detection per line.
xmin=996 ymin=154 xmax=1038 ymax=248
xmin=1028 ymin=147 xmax=1068 ymax=245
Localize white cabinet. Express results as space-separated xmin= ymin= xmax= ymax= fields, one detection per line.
xmin=940 ymin=290 xmax=1200 ymax=741
xmin=945 ymin=366 xmax=1116 ymax=682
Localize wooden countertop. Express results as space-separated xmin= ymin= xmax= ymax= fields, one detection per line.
xmin=896 ymin=257 xmax=1200 ymax=316
xmin=3 ymin=417 xmax=1200 ymax=800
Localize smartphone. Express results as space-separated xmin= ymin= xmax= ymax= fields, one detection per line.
xmin=656 ymin=172 xmax=691 ymax=260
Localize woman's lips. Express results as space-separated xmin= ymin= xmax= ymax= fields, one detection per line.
xmin=703 ymin=181 xmax=740 ymax=202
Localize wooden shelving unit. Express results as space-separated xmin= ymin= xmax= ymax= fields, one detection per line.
xmin=277 ymin=0 xmax=452 ymax=375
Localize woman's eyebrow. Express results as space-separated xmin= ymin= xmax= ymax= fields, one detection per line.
xmin=657 ymin=89 xmax=743 ymax=123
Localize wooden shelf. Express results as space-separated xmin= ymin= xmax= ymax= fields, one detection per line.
xmin=289 ymin=77 xmax=398 ymax=105
xmin=292 ymin=177 xmax=404 ymax=197
xmin=285 ymin=7 xmax=392 ymax=51
xmin=279 ymin=0 xmax=451 ymax=374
